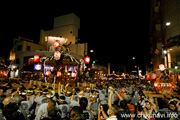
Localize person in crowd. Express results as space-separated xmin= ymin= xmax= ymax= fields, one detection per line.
xmin=35 ymin=98 xmax=58 ymax=120
xmin=41 ymin=102 xmax=61 ymax=120
xmin=70 ymin=106 xmax=85 ymax=120
xmin=34 ymin=89 xmax=45 ymax=116
xmin=2 ymin=102 xmax=25 ymax=120
xmin=57 ymin=95 xmax=70 ymax=119
xmin=65 ymin=89 xmax=72 ymax=104
xmin=11 ymin=95 xmax=28 ymax=120
xmin=0 ymin=86 xmax=7 ymax=103
xmin=27 ymin=88 xmax=35 ymax=105
xmin=88 ymin=90 xmax=99 ymax=119
xmin=2 ymin=96 xmax=12 ymax=107
xmin=100 ymin=104 xmax=118 ymax=120
xmin=168 ymin=98 xmax=180 ymax=120
xmin=19 ymin=90 xmax=33 ymax=120
xmin=79 ymin=97 xmax=95 ymax=120
xmin=70 ymin=90 xmax=85 ymax=108
xmin=84 ymin=87 xmax=91 ymax=101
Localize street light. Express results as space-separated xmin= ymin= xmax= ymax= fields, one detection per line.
xmin=163 ymin=50 xmax=167 ymax=54
xmin=166 ymin=22 xmax=171 ymax=26
xmin=90 ymin=50 xmax=94 ymax=53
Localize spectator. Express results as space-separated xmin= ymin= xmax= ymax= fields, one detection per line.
xmin=58 ymin=95 xmax=70 ymax=119
xmin=0 ymin=86 xmax=7 ymax=103
xmin=2 ymin=102 xmax=25 ymax=120
xmin=70 ymin=106 xmax=85 ymax=120
xmin=100 ymin=104 xmax=118 ymax=120
xmin=88 ymin=90 xmax=98 ymax=118
xmin=79 ymin=97 xmax=95 ymax=120
xmin=11 ymin=95 xmax=28 ymax=120
xmin=35 ymin=94 xmax=58 ymax=120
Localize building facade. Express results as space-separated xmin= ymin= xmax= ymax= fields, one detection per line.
xmin=149 ymin=0 xmax=180 ymax=73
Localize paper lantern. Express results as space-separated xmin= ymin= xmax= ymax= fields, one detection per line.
xmin=152 ymin=73 xmax=156 ymax=79
xmin=34 ymin=55 xmax=40 ymax=62
xmin=54 ymin=51 xmax=61 ymax=60
xmin=57 ymin=71 xmax=61 ymax=77
xmin=84 ymin=56 xmax=90 ymax=64
xmin=71 ymin=72 xmax=76 ymax=77
xmin=154 ymin=82 xmax=158 ymax=88
xmin=46 ymin=71 xmax=51 ymax=76
xmin=178 ymin=74 xmax=180 ymax=81
xmin=54 ymin=40 xmax=60 ymax=48
xmin=159 ymin=64 xmax=165 ymax=71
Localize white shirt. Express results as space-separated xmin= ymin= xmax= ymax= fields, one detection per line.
xmin=106 ymin=115 xmax=118 ymax=120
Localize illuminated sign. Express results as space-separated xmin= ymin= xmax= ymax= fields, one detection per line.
xmin=34 ymin=64 xmax=53 ymax=71
xmin=34 ymin=64 xmax=41 ymax=70
xmin=47 ymin=36 xmax=68 ymax=51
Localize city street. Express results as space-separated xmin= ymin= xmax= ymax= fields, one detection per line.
xmin=0 ymin=1 xmax=180 ymax=120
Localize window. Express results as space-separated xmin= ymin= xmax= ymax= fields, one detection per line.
xmin=27 ymin=46 xmax=31 ymax=51
xmin=17 ymin=45 xmax=22 ymax=51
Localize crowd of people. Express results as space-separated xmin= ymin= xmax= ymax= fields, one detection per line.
xmin=0 ymin=78 xmax=180 ymax=120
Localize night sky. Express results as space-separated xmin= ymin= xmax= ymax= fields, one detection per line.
xmin=0 ymin=1 xmax=151 ymax=73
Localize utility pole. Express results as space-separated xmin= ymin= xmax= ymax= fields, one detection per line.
xmin=108 ymin=63 xmax=110 ymax=75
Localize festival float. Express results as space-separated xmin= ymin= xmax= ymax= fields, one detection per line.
xmin=33 ymin=37 xmax=86 ymax=84
xmin=147 ymin=64 xmax=180 ymax=95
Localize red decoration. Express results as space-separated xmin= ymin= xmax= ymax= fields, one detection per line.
xmin=46 ymin=71 xmax=51 ymax=76
xmin=57 ymin=71 xmax=61 ymax=77
xmin=178 ymin=74 xmax=180 ymax=81
xmin=154 ymin=82 xmax=158 ymax=88
xmin=34 ymin=55 xmax=40 ymax=62
xmin=54 ymin=51 xmax=61 ymax=60
xmin=84 ymin=56 xmax=90 ymax=64
xmin=54 ymin=40 xmax=60 ymax=48
xmin=71 ymin=72 xmax=76 ymax=77
xmin=146 ymin=74 xmax=151 ymax=80
xmin=159 ymin=64 xmax=165 ymax=71
xmin=152 ymin=73 xmax=156 ymax=80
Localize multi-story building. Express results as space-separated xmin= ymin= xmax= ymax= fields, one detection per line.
xmin=39 ymin=13 xmax=87 ymax=57
xmin=149 ymin=0 xmax=180 ymax=74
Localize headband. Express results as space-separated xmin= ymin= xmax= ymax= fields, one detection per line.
xmin=67 ymin=91 xmax=71 ymax=94
xmin=108 ymin=86 xmax=113 ymax=90
xmin=51 ymin=91 xmax=55 ymax=95
xmin=90 ymin=95 xmax=97 ymax=98
xmin=46 ymin=94 xmax=54 ymax=98
xmin=86 ymin=87 xmax=90 ymax=90
xmin=27 ymin=90 xmax=33 ymax=93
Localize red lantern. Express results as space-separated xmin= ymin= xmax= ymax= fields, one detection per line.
xmin=54 ymin=40 xmax=60 ymax=48
xmin=152 ymin=73 xmax=156 ymax=80
xmin=46 ymin=71 xmax=51 ymax=76
xmin=34 ymin=55 xmax=40 ymax=62
xmin=178 ymin=74 xmax=180 ymax=81
xmin=146 ymin=74 xmax=151 ymax=80
xmin=57 ymin=71 xmax=61 ymax=77
xmin=54 ymin=51 xmax=61 ymax=60
xmin=159 ymin=64 xmax=165 ymax=71
xmin=154 ymin=82 xmax=158 ymax=88
xmin=84 ymin=56 xmax=90 ymax=64
xmin=71 ymin=72 xmax=76 ymax=77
